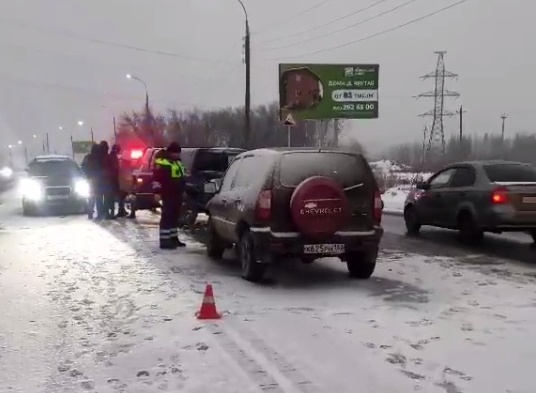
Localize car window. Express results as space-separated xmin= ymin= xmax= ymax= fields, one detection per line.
xmin=220 ymin=158 xmax=242 ymax=192
xmin=484 ymin=164 xmax=536 ymax=182
xmin=192 ymin=150 xmax=238 ymax=173
xmin=28 ymin=160 xmax=81 ymax=176
xmin=278 ymin=152 xmax=369 ymax=188
xmin=232 ymin=155 xmax=273 ymax=189
xmin=449 ymin=167 xmax=476 ymax=187
xmin=429 ymin=168 xmax=456 ymax=188
xmin=181 ymin=149 xmax=197 ymax=170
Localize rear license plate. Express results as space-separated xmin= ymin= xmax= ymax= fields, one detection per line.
xmin=523 ymin=197 xmax=536 ymax=204
xmin=303 ymin=244 xmax=345 ymax=254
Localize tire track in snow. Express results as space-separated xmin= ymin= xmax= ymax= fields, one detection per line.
xmin=208 ymin=322 xmax=322 ymax=393
xmin=226 ymin=321 xmax=324 ymax=393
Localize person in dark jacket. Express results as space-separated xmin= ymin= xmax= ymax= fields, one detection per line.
xmin=81 ymin=143 xmax=101 ymax=219
xmin=96 ymin=141 xmax=110 ymax=219
xmin=107 ymin=144 xmax=123 ymax=217
xmin=153 ymin=142 xmax=187 ymax=249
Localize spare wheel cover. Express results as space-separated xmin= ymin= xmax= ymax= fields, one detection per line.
xmin=290 ymin=176 xmax=350 ymax=239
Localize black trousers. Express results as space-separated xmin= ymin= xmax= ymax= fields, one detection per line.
xmin=159 ymin=194 xmax=181 ymax=244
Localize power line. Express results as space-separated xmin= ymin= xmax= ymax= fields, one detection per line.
xmin=265 ymin=0 xmax=469 ymax=60
xmin=253 ymin=0 xmax=335 ymax=35
xmin=0 ymin=73 xmax=193 ymax=107
xmin=0 ymin=17 xmax=235 ymax=64
xmin=259 ymin=0 xmax=393 ymax=45
xmin=264 ymin=0 xmax=420 ymax=51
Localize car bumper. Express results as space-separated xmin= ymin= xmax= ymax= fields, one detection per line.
xmin=483 ymin=206 xmax=536 ymax=231
xmin=249 ymin=226 xmax=383 ymax=260
xmin=25 ymin=196 xmax=87 ymax=210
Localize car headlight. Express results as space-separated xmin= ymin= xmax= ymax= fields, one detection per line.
xmin=74 ymin=179 xmax=90 ymax=198
xmin=0 ymin=167 xmax=13 ymax=178
xmin=20 ymin=178 xmax=43 ymax=201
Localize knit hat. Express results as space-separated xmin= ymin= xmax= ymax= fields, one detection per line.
xmin=167 ymin=142 xmax=181 ymax=153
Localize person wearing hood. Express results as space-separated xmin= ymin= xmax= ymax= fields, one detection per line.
xmin=153 ymin=142 xmax=187 ymax=249
xmin=81 ymin=143 xmax=101 ymax=219
xmin=108 ymin=144 xmax=127 ymax=217
xmin=95 ymin=140 xmax=110 ymax=219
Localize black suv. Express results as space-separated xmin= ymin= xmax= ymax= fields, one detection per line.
xmin=130 ymin=147 xmax=244 ymax=223
xmin=20 ymin=155 xmax=90 ymax=216
xmin=203 ymin=148 xmax=384 ymax=282
xmin=404 ymin=160 xmax=536 ymax=243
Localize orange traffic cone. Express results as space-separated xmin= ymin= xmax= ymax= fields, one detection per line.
xmin=196 ymin=284 xmax=221 ymax=320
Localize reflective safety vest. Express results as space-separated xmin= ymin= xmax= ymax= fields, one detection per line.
xmin=154 ymin=158 xmax=186 ymax=178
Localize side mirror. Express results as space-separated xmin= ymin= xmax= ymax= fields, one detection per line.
xmin=203 ymin=179 xmax=220 ymax=194
xmin=415 ymin=181 xmax=430 ymax=190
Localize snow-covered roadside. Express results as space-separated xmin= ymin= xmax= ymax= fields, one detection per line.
xmin=382 ymin=186 xmax=411 ymax=215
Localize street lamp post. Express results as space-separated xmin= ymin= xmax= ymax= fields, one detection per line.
xmin=236 ymin=0 xmax=251 ymax=148
xmin=126 ymin=74 xmax=149 ymax=112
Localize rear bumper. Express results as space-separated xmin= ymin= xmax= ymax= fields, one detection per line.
xmin=249 ymin=227 xmax=383 ymax=259
xmin=483 ymin=207 xmax=536 ymax=232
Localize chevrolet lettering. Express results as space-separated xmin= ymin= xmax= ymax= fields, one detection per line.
xmin=300 ymin=206 xmax=343 ymax=215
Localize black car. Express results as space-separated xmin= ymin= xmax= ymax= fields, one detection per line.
xmin=20 ymin=155 xmax=90 ymax=216
xmin=130 ymin=147 xmax=244 ymax=224
xmin=404 ymin=160 xmax=536 ymax=243
xmin=203 ymin=148 xmax=384 ymax=282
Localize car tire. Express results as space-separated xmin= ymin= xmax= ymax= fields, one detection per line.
xmin=458 ymin=212 xmax=483 ymax=244
xmin=346 ymin=249 xmax=377 ymax=279
xmin=206 ymin=217 xmax=225 ymax=260
xmin=179 ymin=200 xmax=198 ymax=228
xmin=404 ymin=205 xmax=421 ymax=236
xmin=239 ymin=228 xmax=266 ymax=282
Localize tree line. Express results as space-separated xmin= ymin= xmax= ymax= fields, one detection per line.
xmin=382 ymin=132 xmax=536 ymax=171
xmin=115 ymin=103 xmax=366 ymax=152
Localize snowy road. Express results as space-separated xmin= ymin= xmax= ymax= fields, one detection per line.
xmin=1 ymin=190 xmax=536 ymax=393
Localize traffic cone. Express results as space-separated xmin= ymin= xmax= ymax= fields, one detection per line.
xmin=196 ymin=283 xmax=221 ymax=320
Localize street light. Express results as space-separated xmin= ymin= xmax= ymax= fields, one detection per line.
xmin=235 ymin=0 xmax=251 ymax=148
xmin=77 ymin=121 xmax=84 ymax=126
xmin=126 ymin=73 xmax=149 ymax=111
xmin=33 ymin=134 xmax=37 ymax=138
xmin=18 ymin=140 xmax=22 ymax=145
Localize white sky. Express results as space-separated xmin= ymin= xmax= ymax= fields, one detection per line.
xmin=0 ymin=0 xmax=534 ymax=160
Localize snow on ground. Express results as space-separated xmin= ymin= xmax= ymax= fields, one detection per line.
xmin=2 ymin=192 xmax=536 ymax=392
xmin=370 ymin=160 xmax=433 ymax=185
xmin=382 ymin=186 xmax=412 ymax=214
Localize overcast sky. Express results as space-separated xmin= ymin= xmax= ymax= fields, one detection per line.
xmin=0 ymin=0 xmax=534 ymax=162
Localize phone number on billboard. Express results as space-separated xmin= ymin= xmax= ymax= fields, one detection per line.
xmin=333 ymin=103 xmax=376 ymax=111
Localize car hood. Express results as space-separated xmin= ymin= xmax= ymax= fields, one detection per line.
xmin=31 ymin=175 xmax=73 ymax=187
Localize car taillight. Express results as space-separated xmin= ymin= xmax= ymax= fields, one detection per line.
xmin=491 ymin=186 xmax=509 ymax=204
xmin=131 ymin=149 xmax=143 ymax=160
xmin=373 ymin=189 xmax=383 ymax=223
xmin=137 ymin=177 xmax=143 ymax=184
xmin=255 ymin=190 xmax=272 ymax=221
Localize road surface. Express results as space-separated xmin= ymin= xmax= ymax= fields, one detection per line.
xmin=1 ymin=189 xmax=535 ymax=393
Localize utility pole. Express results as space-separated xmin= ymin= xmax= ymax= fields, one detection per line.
xmin=46 ymin=133 xmax=50 ymax=153
xmin=238 ymin=0 xmax=251 ymax=148
xmin=456 ymin=105 xmax=466 ymax=142
xmin=244 ymin=19 xmax=251 ymax=148
xmin=500 ymin=113 xmax=508 ymax=159
xmin=417 ymin=51 xmax=459 ymax=164
xmin=113 ymin=116 xmax=117 ymax=143
xmin=24 ymin=146 xmax=28 ymax=164
xmin=90 ymin=127 xmax=94 ymax=143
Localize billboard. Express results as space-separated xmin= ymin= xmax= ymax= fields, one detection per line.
xmin=71 ymin=141 xmax=93 ymax=154
xmin=279 ymin=63 xmax=379 ymax=121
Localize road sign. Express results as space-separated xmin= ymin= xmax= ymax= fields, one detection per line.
xmin=283 ymin=113 xmax=296 ymax=126
xmin=71 ymin=141 xmax=93 ymax=154
xmin=278 ymin=63 xmax=379 ymax=121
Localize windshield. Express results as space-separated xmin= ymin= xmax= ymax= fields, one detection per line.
xmin=279 ymin=152 xmax=369 ymax=188
xmin=192 ymin=151 xmax=238 ymax=172
xmin=28 ymin=160 xmax=81 ymax=177
xmin=484 ymin=164 xmax=536 ymax=182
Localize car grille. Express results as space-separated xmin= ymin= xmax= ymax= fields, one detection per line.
xmin=45 ymin=186 xmax=71 ymax=196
